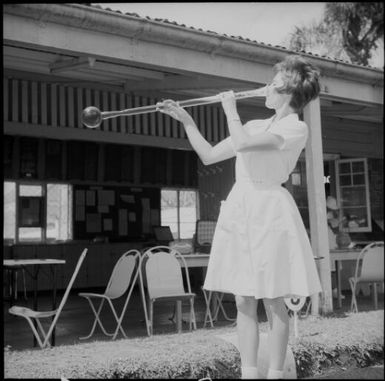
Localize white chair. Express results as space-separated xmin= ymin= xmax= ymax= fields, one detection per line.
xmin=79 ymin=249 xmax=149 ymax=340
xmin=349 ymin=241 xmax=384 ymax=313
xmin=8 ymin=249 xmax=88 ymax=349
xmin=140 ymin=246 xmax=197 ymax=335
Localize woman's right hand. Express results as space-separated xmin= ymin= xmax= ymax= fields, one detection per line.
xmin=156 ymin=100 xmax=192 ymax=124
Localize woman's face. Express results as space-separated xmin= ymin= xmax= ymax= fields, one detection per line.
xmin=265 ymin=72 xmax=292 ymax=110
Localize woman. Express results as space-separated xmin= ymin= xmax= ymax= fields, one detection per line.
xmin=159 ymin=55 xmax=322 ymax=379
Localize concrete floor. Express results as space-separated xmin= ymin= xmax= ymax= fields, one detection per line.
xmin=3 ymin=284 xmax=240 ymax=350
xmin=3 ymin=285 xmax=383 ymax=351
xmin=308 ymin=365 xmax=384 ymax=380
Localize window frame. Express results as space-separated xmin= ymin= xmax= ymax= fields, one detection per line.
xmin=335 ymin=158 xmax=372 ymax=233
xmin=160 ymin=187 xmax=200 ymax=240
xmin=16 ymin=182 xmax=46 ymax=242
xmin=4 ymin=180 xmax=73 ymax=243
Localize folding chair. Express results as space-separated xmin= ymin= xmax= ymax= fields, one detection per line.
xmin=349 ymin=241 xmax=384 ymax=313
xmin=202 ymin=288 xmax=236 ymax=328
xmin=141 ymin=246 xmax=197 ymax=335
xmin=8 ymin=248 xmax=88 ymax=349
xmin=79 ymin=249 xmax=149 ymax=340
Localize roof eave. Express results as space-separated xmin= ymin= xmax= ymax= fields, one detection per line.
xmin=4 ymin=3 xmax=384 ymax=86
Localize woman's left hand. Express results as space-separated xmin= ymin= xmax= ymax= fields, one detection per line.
xmin=156 ymin=99 xmax=192 ymax=124
xmin=219 ymin=90 xmax=237 ymax=116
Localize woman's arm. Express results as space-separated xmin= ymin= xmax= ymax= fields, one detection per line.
xmin=220 ymin=91 xmax=282 ymax=151
xmin=183 ymin=122 xmax=236 ymax=165
xmin=159 ymin=100 xmax=236 ymax=165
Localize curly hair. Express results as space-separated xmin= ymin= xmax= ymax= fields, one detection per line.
xmin=273 ymin=55 xmax=321 ymax=112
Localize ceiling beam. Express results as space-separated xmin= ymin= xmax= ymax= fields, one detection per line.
xmin=125 ymin=75 xmax=256 ymax=92
xmin=90 ymin=61 xmax=164 ymax=80
xmin=49 ymin=56 xmax=96 ymax=73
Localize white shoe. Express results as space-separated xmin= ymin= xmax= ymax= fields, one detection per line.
xmin=267 ymin=369 xmax=284 ymax=379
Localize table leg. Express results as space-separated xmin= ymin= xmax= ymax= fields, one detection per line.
xmin=372 ymin=283 xmax=378 ymax=310
xmin=211 ymin=292 xmax=219 ymax=321
xmin=202 ymin=289 xmax=214 ymax=328
xmin=336 ymin=260 xmax=342 ymax=309
xmin=176 ymin=301 xmax=182 ymax=333
xmin=32 ymin=265 xmax=40 ymax=347
xmin=51 ymin=265 xmax=57 ymax=346
xmin=8 ymin=269 xmax=15 ymax=307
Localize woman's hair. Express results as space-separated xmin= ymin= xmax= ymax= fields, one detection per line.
xmin=273 ymin=55 xmax=321 ymax=112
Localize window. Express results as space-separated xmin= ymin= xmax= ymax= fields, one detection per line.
xmin=46 ymin=184 xmax=73 ymax=241
xmin=335 ymin=158 xmax=371 ymax=232
xmin=287 ymin=155 xmax=340 ymax=231
xmin=161 ymin=189 xmax=199 ymax=239
xmin=3 ymin=182 xmax=73 ymax=243
xmin=18 ymin=184 xmax=44 ymax=242
xmin=4 ymin=182 xmax=16 ymax=241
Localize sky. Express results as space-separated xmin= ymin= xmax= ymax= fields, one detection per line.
xmin=98 ymin=2 xmax=325 ymax=46
xmin=96 ymin=2 xmax=383 ymax=68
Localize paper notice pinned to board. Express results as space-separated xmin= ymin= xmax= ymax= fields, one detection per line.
xmin=120 ymin=194 xmax=135 ymax=203
xmin=86 ymin=190 xmax=96 ymax=206
xmin=142 ymin=198 xmax=151 ymax=234
xmin=75 ymin=206 xmax=85 ymax=221
xmin=98 ymin=190 xmax=115 ymax=205
xmin=75 ymin=190 xmax=85 ymax=205
xmin=150 ymin=209 xmax=160 ymax=226
xmin=86 ymin=213 xmax=101 ymax=233
xmin=103 ymin=218 xmax=113 ymax=231
xmin=98 ymin=205 xmax=109 ymax=213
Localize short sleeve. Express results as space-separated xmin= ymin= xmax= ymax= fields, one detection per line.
xmin=269 ymin=120 xmax=308 ymax=151
xmin=244 ymin=119 xmax=268 ymax=135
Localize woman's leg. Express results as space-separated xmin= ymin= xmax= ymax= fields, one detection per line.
xmin=235 ymin=295 xmax=260 ymax=379
xmin=263 ymin=297 xmax=290 ymax=379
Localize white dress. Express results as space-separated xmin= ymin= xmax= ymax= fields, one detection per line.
xmin=203 ymin=113 xmax=323 ymax=299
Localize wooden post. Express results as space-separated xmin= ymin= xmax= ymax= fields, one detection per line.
xmin=303 ymin=97 xmax=333 ymax=315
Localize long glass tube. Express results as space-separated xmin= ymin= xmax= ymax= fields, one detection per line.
xmin=81 ymin=86 xmax=266 ymax=128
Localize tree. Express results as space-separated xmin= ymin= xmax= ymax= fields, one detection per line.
xmin=287 ymin=2 xmax=384 ymax=66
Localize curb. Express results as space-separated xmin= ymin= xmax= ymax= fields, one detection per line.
xmin=215 ymin=333 xmax=384 ymax=379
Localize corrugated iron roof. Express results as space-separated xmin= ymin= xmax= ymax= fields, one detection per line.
xmin=87 ymin=3 xmax=382 ymax=71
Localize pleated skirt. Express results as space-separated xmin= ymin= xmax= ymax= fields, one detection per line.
xmin=203 ymin=180 xmax=323 ymax=299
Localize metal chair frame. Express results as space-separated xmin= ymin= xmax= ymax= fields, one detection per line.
xmin=349 ymin=241 xmax=384 ymax=313
xmin=79 ymin=249 xmax=149 ymax=340
xmin=202 ymin=288 xmax=236 ymax=328
xmin=8 ymin=249 xmax=88 ymax=349
xmin=140 ymin=246 xmax=197 ymax=335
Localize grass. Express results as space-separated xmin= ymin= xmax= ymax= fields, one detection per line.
xmin=4 ymin=310 xmax=384 ymax=379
